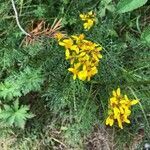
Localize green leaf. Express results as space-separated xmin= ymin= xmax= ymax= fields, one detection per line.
xmin=7 ymin=116 xmax=15 ymax=126
xmin=13 ymin=99 xmax=19 ymax=111
xmin=141 ymin=26 xmax=150 ymax=45
xmin=117 ymin=0 xmax=148 ymax=13
xmin=106 ymin=4 xmax=116 ymax=12
xmin=0 ymin=111 xmax=12 ymax=119
xmin=0 ymin=100 xmax=34 ymax=128
xmin=63 ymin=0 xmax=69 ymax=5
xmin=0 ymin=67 xmax=44 ymax=100
xmin=15 ymin=115 xmax=26 ymax=129
xmin=0 ymin=81 xmax=22 ymax=100
xmin=18 ymin=67 xmax=44 ymax=95
xmin=104 ymin=0 xmax=112 ymax=4
xmin=101 ymin=0 xmax=112 ymax=5
xmin=99 ymin=8 xmax=106 ymax=17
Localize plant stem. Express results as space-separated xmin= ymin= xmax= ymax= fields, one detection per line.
xmin=11 ymin=0 xmax=31 ymax=37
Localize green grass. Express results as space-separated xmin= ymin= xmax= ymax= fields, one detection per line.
xmin=0 ymin=0 xmax=150 ymax=149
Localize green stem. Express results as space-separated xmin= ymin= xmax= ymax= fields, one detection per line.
xmin=136 ymin=15 xmax=141 ymax=33
xmin=78 ymin=84 xmax=93 ymax=122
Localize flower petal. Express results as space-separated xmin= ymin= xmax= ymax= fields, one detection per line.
xmin=131 ymin=100 xmax=139 ymax=105
xmin=117 ymin=88 xmax=121 ymax=96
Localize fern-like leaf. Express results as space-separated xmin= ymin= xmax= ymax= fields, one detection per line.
xmin=0 ymin=99 xmax=34 ymax=128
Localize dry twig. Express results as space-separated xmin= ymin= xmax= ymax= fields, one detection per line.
xmin=21 ymin=18 xmax=64 ymax=46
xmin=11 ymin=0 xmax=31 ymax=37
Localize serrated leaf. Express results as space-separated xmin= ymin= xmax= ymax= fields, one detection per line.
xmin=0 ymin=81 xmax=22 ymax=100
xmin=0 ymin=111 xmax=11 ymax=119
xmin=13 ymin=99 xmax=19 ymax=111
xmin=141 ymin=26 xmax=150 ymax=45
xmin=0 ymin=67 xmax=44 ymax=100
xmin=0 ymin=101 xmax=34 ymax=128
xmin=117 ymin=0 xmax=148 ymax=13
xmin=7 ymin=116 xmax=15 ymax=126
xmin=15 ymin=116 xmax=25 ymax=129
xmin=3 ymin=105 xmax=11 ymax=110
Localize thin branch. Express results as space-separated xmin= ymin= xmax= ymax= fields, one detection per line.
xmin=11 ymin=0 xmax=31 ymax=37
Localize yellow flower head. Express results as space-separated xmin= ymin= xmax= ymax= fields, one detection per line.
xmin=59 ymin=38 xmax=73 ymax=49
xmin=54 ymin=32 xmax=65 ymax=41
xmin=68 ymin=63 xmax=81 ymax=80
xmin=58 ymin=34 xmax=102 ymax=81
xmin=80 ymin=11 xmax=96 ymax=30
xmin=106 ymin=88 xmax=139 ymax=129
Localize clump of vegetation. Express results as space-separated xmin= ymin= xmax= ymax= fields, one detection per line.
xmin=0 ymin=0 xmax=150 ymax=149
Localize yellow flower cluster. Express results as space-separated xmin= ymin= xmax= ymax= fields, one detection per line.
xmin=58 ymin=34 xmax=102 ymax=81
xmin=80 ymin=11 xmax=96 ymax=30
xmin=106 ymin=88 xmax=139 ymax=129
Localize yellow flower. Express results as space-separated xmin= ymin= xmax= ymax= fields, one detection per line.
xmin=59 ymin=38 xmax=74 ymax=49
xmin=106 ymin=88 xmax=139 ymax=129
xmin=65 ymin=49 xmax=70 ymax=59
xmin=86 ymin=66 xmax=98 ymax=81
xmin=70 ymin=45 xmax=79 ymax=54
xmin=54 ymin=32 xmax=65 ymax=41
xmin=106 ymin=115 xmax=114 ymax=126
xmin=83 ymin=19 xmax=94 ymax=30
xmin=131 ymin=100 xmax=139 ymax=105
xmin=117 ymin=116 xmax=123 ymax=129
xmin=80 ymin=11 xmax=96 ymax=30
xmin=58 ymin=34 xmax=102 ymax=81
xmin=68 ymin=63 xmax=81 ymax=80
xmin=79 ymin=14 xmax=87 ymax=21
xmin=72 ymin=34 xmax=85 ymax=43
xmin=113 ymin=107 xmax=120 ymax=119
xmin=112 ymin=88 xmax=121 ymax=97
xmin=110 ymin=97 xmax=118 ymax=106
xmin=78 ymin=66 xmax=87 ymax=81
